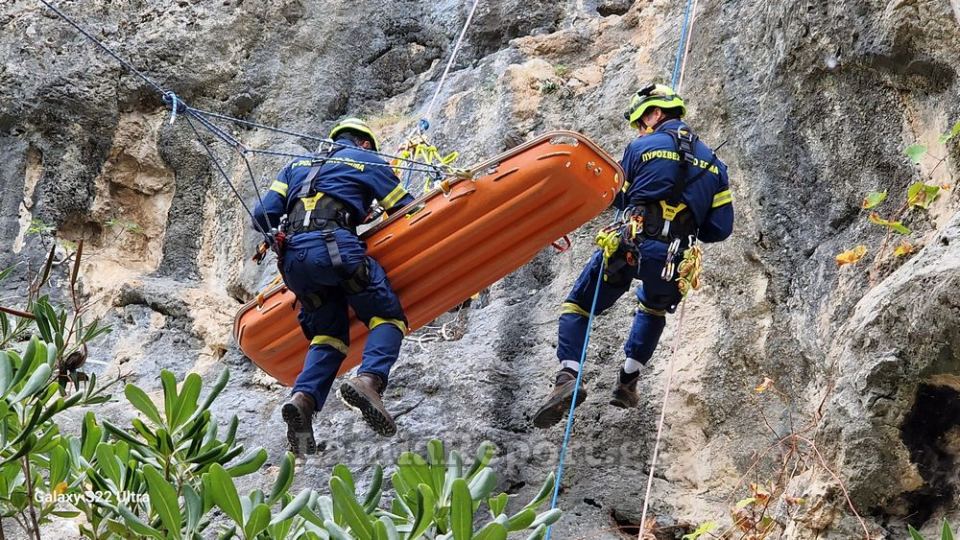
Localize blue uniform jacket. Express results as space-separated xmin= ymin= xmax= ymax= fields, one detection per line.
xmin=252 ymin=139 xmax=415 ymax=237
xmin=615 ymin=119 xmax=734 ymax=243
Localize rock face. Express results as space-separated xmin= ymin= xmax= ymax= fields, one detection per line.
xmin=2 ymin=0 xmax=960 ymax=538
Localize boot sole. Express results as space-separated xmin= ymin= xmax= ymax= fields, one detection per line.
xmin=532 ymin=385 xmax=587 ymax=429
xmin=337 ymin=383 xmax=397 ymax=437
xmin=281 ymin=402 xmax=317 ymax=455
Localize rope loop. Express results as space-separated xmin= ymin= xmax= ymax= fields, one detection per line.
xmin=162 ymin=92 xmax=186 ymax=125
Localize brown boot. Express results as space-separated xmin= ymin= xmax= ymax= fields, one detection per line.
xmin=337 ymin=373 xmax=397 ymax=437
xmin=281 ymin=392 xmax=316 ymax=455
xmin=532 ymin=370 xmax=587 ymax=429
xmin=610 ymin=376 xmax=640 ymax=409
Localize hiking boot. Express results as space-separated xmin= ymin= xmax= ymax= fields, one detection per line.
xmin=610 ymin=376 xmax=640 ymax=409
xmin=281 ymin=392 xmax=317 ymax=455
xmin=337 ymin=373 xmax=397 ymax=437
xmin=532 ymin=370 xmax=586 ymax=429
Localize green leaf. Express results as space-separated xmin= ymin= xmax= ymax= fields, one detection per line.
xmin=907 ymin=524 xmax=925 ymax=540
xmin=378 ymin=516 xmax=399 ymax=540
xmin=427 ymin=439 xmax=446 ymax=495
xmin=125 ymin=384 xmax=164 ymax=426
xmin=244 ymin=503 xmax=271 ymax=539
xmin=451 ymin=479 xmax=473 ymax=540
xmin=682 ymin=521 xmax=717 ymax=540
xmin=468 ymin=468 xmax=497 ymax=501
xmin=488 ymin=493 xmax=509 ymax=518
xmin=0 ymin=351 xmax=13 ymax=395
xmin=268 ymin=451 xmax=296 ymax=505
xmin=443 ymin=450 xmax=464 ymax=500
xmin=95 ymin=444 xmax=122 ymax=487
xmin=507 ymin=509 xmax=536 ymax=531
xmin=466 ymin=441 xmax=496 ymax=481
xmin=199 ymin=369 xmax=230 ymax=412
xmin=331 ymin=476 xmax=374 ymax=540
xmin=271 ymin=488 xmax=313 ymax=525
xmin=325 ymin=520 xmax=355 ymax=540
xmin=372 ymin=518 xmax=391 ymax=540
xmin=530 ymin=509 xmax=562 ymax=528
xmin=10 ymin=338 xmax=38 ymax=393
xmin=225 ymin=448 xmax=268 ymax=477
xmin=184 ymin=484 xmax=203 ymax=536
xmin=397 ymin=452 xmax=432 ymax=494
xmin=473 ymin=522 xmax=507 ymax=540
xmin=735 ymin=497 xmax=757 ymax=509
xmin=906 ymin=144 xmax=927 ymax=163
xmin=49 ymin=444 xmax=69 ymax=486
xmin=14 ymin=363 xmax=51 ymax=401
xmin=363 ymin=464 xmax=384 ymax=513
xmin=523 ymin=472 xmax=555 ymax=511
xmin=109 ymin=499 xmax=164 ymax=539
xmin=939 ymin=120 xmax=960 ymax=144
xmin=525 ymin=524 xmax=547 ymax=540
xmin=143 ymin=465 xmax=182 ymax=539
xmin=172 ymin=373 xmax=202 ymax=430
xmin=160 ymin=371 xmax=178 ymax=427
xmin=868 ymin=212 xmax=912 ymax=234
xmin=943 ymin=519 xmax=955 ymax=540
xmin=907 ymin=182 xmax=942 ymax=210
xmin=317 ymin=494 xmax=335 ymax=522
xmin=392 ymin=470 xmax=411 ymax=499
xmin=333 ymin=464 xmax=356 ymax=494
xmin=208 ymin=463 xmax=244 ymax=525
xmin=861 ymin=190 xmax=887 ymax=210
xmin=409 ymin=484 xmax=436 ymax=540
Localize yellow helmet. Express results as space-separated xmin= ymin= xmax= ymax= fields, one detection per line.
xmin=329 ymin=117 xmax=380 ymax=151
xmin=623 ymin=84 xmax=686 ymax=128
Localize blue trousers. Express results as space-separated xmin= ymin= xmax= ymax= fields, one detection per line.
xmin=281 ymin=229 xmax=407 ymax=412
xmin=557 ymin=240 xmax=682 ymax=365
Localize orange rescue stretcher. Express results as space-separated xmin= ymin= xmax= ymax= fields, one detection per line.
xmin=233 ymin=131 xmax=624 ymax=386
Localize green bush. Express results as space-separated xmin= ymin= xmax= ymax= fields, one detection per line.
xmin=0 ymin=246 xmax=561 ymax=539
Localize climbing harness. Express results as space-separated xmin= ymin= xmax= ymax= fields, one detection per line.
xmin=594 ymin=215 xmax=644 ymax=285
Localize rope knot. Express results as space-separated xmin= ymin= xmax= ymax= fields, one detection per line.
xmin=162 ymin=92 xmax=187 ymax=124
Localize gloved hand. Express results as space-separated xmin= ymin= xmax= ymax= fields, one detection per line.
xmin=595 ymin=226 xmax=622 ymax=264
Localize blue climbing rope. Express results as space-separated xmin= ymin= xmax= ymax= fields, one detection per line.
xmin=545 ymin=258 xmax=606 ymax=540
xmin=669 ymin=0 xmax=696 ymax=88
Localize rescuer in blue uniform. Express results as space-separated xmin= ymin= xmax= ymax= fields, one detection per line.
xmin=252 ymin=118 xmax=415 ymax=453
xmin=533 ymin=85 xmax=734 ymax=428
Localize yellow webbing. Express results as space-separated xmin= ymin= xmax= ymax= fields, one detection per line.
xmin=560 ymin=302 xmax=590 ymax=317
xmin=659 ymin=200 xmax=688 ymax=221
xmin=310 ymin=335 xmax=348 ymax=355
xmin=636 ymin=301 xmax=667 ymax=317
xmin=269 ymin=181 xmax=289 ymax=197
xmin=712 ymin=189 xmax=732 ymax=208
xmin=369 ymin=316 xmax=408 ymax=334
